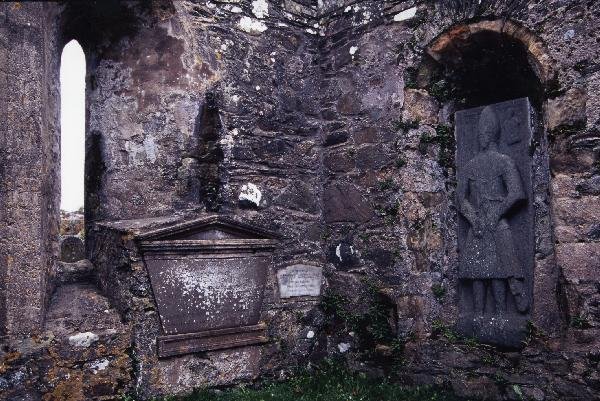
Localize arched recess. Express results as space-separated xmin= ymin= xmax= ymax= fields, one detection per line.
xmin=427 ymin=20 xmax=553 ymax=87
xmin=415 ymin=19 xmax=565 ymax=336
xmin=414 ymin=19 xmax=554 ymax=112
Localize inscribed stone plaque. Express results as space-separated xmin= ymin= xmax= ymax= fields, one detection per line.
xmin=277 ymin=264 xmax=322 ymax=298
xmin=455 ymin=98 xmax=534 ymax=348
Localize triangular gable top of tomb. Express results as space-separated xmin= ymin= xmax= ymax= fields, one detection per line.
xmin=137 ymin=215 xmax=279 ymax=243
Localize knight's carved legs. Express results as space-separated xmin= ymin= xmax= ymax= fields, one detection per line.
xmin=492 ymin=279 xmax=507 ymax=314
xmin=473 ymin=280 xmax=486 ymax=315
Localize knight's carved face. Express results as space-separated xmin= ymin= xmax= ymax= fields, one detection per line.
xmin=478 ymin=106 xmax=500 ymax=150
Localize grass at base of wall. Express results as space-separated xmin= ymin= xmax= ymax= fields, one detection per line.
xmin=136 ymin=360 xmax=472 ymax=401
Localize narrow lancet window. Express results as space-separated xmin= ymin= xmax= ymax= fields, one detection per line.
xmin=60 ymin=40 xmax=85 ymax=243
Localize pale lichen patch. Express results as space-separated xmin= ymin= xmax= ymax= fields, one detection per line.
xmin=68 ymin=332 xmax=99 ymax=347
xmin=238 ymin=16 xmax=268 ymax=34
xmin=338 ymin=342 xmax=351 ymax=353
xmin=394 ymin=6 xmax=417 ymax=22
xmin=89 ymin=358 xmax=110 ymax=374
xmin=239 ymin=183 xmax=262 ymax=206
xmin=251 ymin=0 xmax=269 ymax=19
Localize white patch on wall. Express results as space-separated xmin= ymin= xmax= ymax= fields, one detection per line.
xmin=227 ymin=5 xmax=243 ymax=13
xmin=362 ymin=10 xmax=372 ymax=24
xmin=238 ymin=16 xmax=268 ymax=34
xmin=306 ymin=28 xmax=317 ymax=35
xmin=143 ymin=135 xmax=157 ymax=162
xmin=307 ymin=330 xmax=315 ymax=339
xmin=239 ymin=183 xmax=262 ymax=206
xmin=394 ymin=6 xmax=417 ymax=22
xmin=564 ymin=29 xmax=575 ymax=40
xmin=349 ymin=46 xmax=358 ymax=59
xmin=69 ymin=332 xmax=99 ymax=348
xmin=338 ymin=342 xmax=351 ymax=353
xmin=335 ymin=243 xmax=343 ymax=261
xmin=252 ymin=0 xmax=269 ymax=19
xmin=124 ymin=140 xmax=149 ymax=166
xmin=89 ymin=358 xmax=110 ymax=374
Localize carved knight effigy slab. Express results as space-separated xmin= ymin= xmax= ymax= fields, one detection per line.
xmin=455 ymin=98 xmax=534 ymax=348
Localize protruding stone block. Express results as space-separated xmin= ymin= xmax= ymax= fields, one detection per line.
xmin=60 ymin=236 xmax=85 ymax=263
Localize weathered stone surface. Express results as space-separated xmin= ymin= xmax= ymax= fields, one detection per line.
xmin=550 ymin=134 xmax=598 ymax=174
xmin=576 ymin=175 xmax=600 ymax=196
xmin=554 ymin=196 xmax=600 ymax=241
xmin=545 ymin=88 xmax=587 ymax=132
xmin=324 ymin=150 xmax=355 ymax=172
xmin=586 ymin=71 xmax=600 ymax=131
xmin=2 ymin=1 xmax=600 ymax=400
xmin=352 ymin=126 xmax=378 ymax=145
xmin=402 ymin=89 xmax=439 ymax=125
xmin=274 ymin=180 xmax=319 ymax=214
xmin=60 ymin=236 xmax=85 ymax=263
xmin=323 ymin=183 xmax=373 ymax=223
xmin=55 ymin=259 xmax=94 ymax=286
xmin=0 ymin=283 xmax=131 ymax=401
xmin=0 ymin=2 xmax=61 ymax=338
xmin=451 ymin=375 xmax=501 ymax=400
xmin=557 ymin=243 xmax=600 ymax=283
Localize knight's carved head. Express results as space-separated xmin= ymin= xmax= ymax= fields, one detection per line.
xmin=478 ymin=106 xmax=500 ymax=150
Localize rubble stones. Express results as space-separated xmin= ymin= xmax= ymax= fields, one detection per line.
xmin=546 ymin=88 xmax=587 ymax=132
xmin=60 ymin=236 xmax=85 ymax=263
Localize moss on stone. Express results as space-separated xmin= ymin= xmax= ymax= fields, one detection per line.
xmin=396 ymin=156 xmax=407 ymax=168
xmin=392 ymin=118 xmax=420 ymax=132
xmin=139 ymin=360 xmax=469 ymax=401
xmin=431 ymin=284 xmax=446 ymax=302
xmin=419 ymin=125 xmax=455 ymax=169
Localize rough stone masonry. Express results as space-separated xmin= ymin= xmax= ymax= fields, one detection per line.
xmin=0 ymin=0 xmax=599 ymax=400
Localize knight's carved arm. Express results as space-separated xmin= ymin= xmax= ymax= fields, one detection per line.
xmin=457 ymin=169 xmax=479 ymax=231
xmin=498 ymin=158 xmax=525 ymax=219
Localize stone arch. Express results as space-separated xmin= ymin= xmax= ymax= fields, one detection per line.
xmin=426 ymin=19 xmax=553 ymax=86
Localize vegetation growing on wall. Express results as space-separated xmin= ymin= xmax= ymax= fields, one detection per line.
xmin=320 ymin=281 xmax=406 ymax=369
xmin=135 ymin=360 xmax=471 ymax=401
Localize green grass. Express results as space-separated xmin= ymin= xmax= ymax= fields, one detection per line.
xmin=148 ymin=361 xmax=470 ymax=401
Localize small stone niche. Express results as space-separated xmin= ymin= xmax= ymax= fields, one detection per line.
xmin=138 ymin=216 xmax=278 ymax=357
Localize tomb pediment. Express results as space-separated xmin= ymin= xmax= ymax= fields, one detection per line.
xmin=137 ymin=215 xmax=279 ymax=254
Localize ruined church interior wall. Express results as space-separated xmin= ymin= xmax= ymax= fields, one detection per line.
xmin=0 ymin=1 xmax=599 ymax=400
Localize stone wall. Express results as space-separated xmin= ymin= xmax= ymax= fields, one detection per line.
xmin=315 ymin=0 xmax=600 ymax=399
xmin=81 ymin=0 xmax=325 ymax=293
xmin=0 ymin=0 xmax=599 ymax=400
xmin=0 ymin=2 xmax=61 ymax=339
